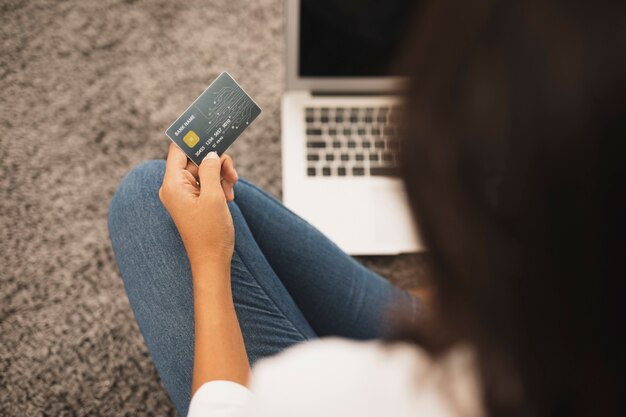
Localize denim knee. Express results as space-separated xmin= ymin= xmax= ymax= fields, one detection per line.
xmin=233 ymin=177 xmax=252 ymax=192
xmin=108 ymin=160 xmax=166 ymax=237
xmin=233 ymin=177 xmax=272 ymax=202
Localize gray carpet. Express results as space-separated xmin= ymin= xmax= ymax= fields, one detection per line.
xmin=0 ymin=0 xmax=428 ymax=415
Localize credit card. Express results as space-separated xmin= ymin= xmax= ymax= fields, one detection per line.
xmin=165 ymin=72 xmax=261 ymax=166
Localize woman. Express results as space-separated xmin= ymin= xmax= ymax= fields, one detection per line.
xmin=108 ymin=1 xmax=624 ymax=416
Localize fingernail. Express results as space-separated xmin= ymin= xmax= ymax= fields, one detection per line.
xmin=204 ymin=151 xmax=219 ymax=160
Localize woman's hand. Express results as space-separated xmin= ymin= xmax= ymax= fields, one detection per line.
xmin=159 ymin=145 xmax=250 ymax=391
xmin=159 ymin=144 xmax=238 ymax=269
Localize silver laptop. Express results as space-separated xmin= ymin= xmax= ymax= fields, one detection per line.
xmin=281 ymin=0 xmax=423 ymax=255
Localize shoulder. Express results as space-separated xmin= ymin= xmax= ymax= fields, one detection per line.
xmin=246 ymin=338 xmax=482 ymax=417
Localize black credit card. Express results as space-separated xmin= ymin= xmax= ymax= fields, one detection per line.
xmin=165 ymin=72 xmax=261 ymax=165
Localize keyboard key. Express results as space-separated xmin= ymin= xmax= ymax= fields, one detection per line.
xmin=307 ymin=128 xmax=322 ymax=135
xmin=322 ymin=167 xmax=331 ymax=176
xmin=347 ymin=141 xmax=356 ymax=148
xmin=307 ymin=167 xmax=316 ymax=176
xmin=332 ymin=141 xmax=341 ymax=148
xmin=307 ymin=141 xmax=326 ymax=148
xmin=340 ymin=153 xmax=350 ymax=161
xmin=320 ymin=116 xmax=329 ymax=123
xmin=321 ymin=107 xmax=330 ymax=113
xmin=357 ymin=128 xmax=366 ymax=136
xmin=328 ymin=128 xmax=337 ymax=135
xmin=375 ymin=141 xmax=385 ymax=149
xmin=306 ymin=116 xmax=315 ymax=123
xmin=337 ymin=167 xmax=347 ymax=176
xmin=326 ymin=154 xmax=335 ymax=161
xmin=355 ymin=154 xmax=364 ymax=161
xmin=352 ymin=167 xmax=365 ymax=176
xmin=370 ymin=167 xmax=400 ymax=176
xmin=307 ymin=154 xmax=319 ymax=161
xmin=335 ymin=116 xmax=343 ymax=123
xmin=343 ymin=128 xmax=352 ymax=135
xmin=377 ymin=115 xmax=386 ymax=123
xmin=366 ymin=107 xmax=375 ymax=113
xmin=363 ymin=141 xmax=371 ymax=148
xmin=305 ymin=107 xmax=314 ymax=114
xmin=335 ymin=107 xmax=345 ymax=114
xmin=369 ymin=153 xmax=379 ymax=161
xmin=364 ymin=116 xmax=373 ymax=123
xmin=371 ymin=128 xmax=381 ymax=135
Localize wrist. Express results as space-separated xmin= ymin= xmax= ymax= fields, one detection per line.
xmin=186 ymin=246 xmax=232 ymax=270
xmin=190 ymin=256 xmax=231 ymax=288
xmin=191 ymin=255 xmax=230 ymax=274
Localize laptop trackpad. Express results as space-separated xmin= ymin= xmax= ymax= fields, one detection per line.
xmin=372 ymin=187 xmax=417 ymax=244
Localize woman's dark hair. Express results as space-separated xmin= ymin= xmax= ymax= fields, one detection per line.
xmin=397 ymin=1 xmax=624 ymax=416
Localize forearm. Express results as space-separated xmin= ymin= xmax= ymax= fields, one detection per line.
xmin=190 ymin=260 xmax=250 ymax=395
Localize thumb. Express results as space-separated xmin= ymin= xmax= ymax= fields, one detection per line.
xmin=198 ymin=151 xmax=222 ymax=194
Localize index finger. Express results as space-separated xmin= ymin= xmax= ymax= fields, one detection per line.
xmin=165 ymin=143 xmax=189 ymax=173
xmin=220 ymin=154 xmax=238 ymax=183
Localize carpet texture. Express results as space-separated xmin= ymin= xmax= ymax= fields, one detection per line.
xmin=0 ymin=0 xmax=429 ymax=415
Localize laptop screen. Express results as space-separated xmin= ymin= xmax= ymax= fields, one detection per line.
xmin=299 ymin=0 xmax=418 ymax=77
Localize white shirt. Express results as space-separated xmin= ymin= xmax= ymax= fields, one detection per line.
xmin=187 ymin=338 xmax=483 ymax=417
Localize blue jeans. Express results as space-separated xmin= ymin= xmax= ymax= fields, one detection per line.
xmin=108 ymin=161 xmax=421 ymax=416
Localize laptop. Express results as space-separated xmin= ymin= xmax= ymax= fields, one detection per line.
xmin=281 ymin=0 xmax=424 ymax=255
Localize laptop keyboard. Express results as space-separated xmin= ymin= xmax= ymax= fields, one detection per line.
xmin=305 ymin=106 xmax=402 ymax=177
